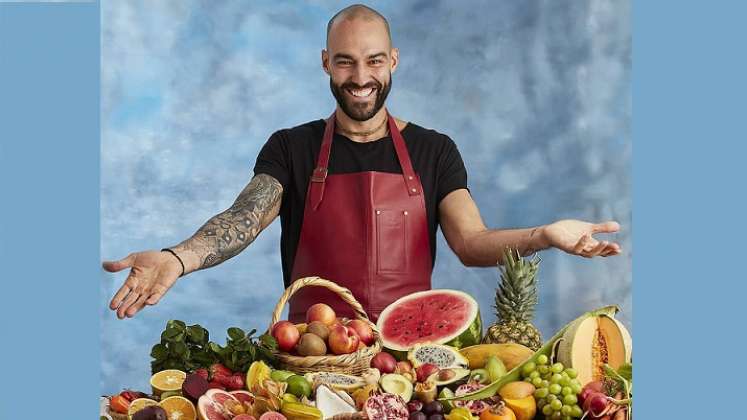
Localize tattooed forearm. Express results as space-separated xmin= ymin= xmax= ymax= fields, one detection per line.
xmin=169 ymin=174 xmax=283 ymax=273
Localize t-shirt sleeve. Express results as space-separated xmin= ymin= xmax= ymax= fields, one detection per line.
xmin=253 ymin=129 xmax=291 ymax=189
xmin=436 ymin=135 xmax=469 ymax=203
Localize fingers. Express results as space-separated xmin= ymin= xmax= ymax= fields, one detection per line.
xmin=117 ymin=285 xmax=141 ymax=319
xmin=125 ymin=293 xmax=149 ymax=318
xmin=145 ymin=284 xmax=168 ymax=305
xmin=585 ymin=240 xmax=609 ymax=258
xmin=573 ymin=234 xmax=593 ymax=254
xmin=592 ymin=221 xmax=620 ymax=234
xmin=600 ymin=243 xmax=622 ymax=257
xmin=109 ymin=281 xmax=133 ymax=310
xmin=102 ymin=253 xmax=136 ymax=273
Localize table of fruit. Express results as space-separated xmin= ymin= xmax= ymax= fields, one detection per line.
xmin=101 ymin=253 xmax=632 ymax=420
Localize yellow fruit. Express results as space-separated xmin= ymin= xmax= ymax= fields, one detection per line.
xmin=280 ymin=401 xmax=323 ymax=420
xmin=295 ymin=323 xmax=308 ymax=334
xmin=498 ymin=381 xmax=535 ymax=400
xmin=159 ymin=395 xmax=197 ymax=420
xmin=150 ymin=370 xmax=187 ymax=397
xmin=502 ymin=396 xmax=536 ymax=420
xmin=246 ymin=361 xmax=272 ymax=391
xmin=459 ymin=344 xmax=534 ymax=371
xmin=127 ymin=398 xmax=158 ymax=419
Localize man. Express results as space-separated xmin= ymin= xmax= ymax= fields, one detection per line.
xmin=104 ymin=4 xmax=621 ymax=322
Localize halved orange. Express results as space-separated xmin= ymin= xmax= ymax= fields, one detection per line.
xmin=150 ymin=369 xmax=186 ymax=396
xmin=127 ymin=398 xmax=158 ymax=419
xmin=159 ymin=395 xmax=196 ymax=420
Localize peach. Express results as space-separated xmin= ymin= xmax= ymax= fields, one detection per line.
xmin=306 ymin=303 xmax=337 ymax=326
xmin=347 ymin=319 xmax=375 ymax=346
xmin=272 ymin=321 xmax=300 ymax=352
xmin=328 ymin=325 xmax=361 ymax=355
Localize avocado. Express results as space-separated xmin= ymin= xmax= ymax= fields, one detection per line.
xmin=427 ymin=368 xmax=471 ymax=387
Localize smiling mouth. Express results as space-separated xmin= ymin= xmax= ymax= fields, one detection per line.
xmin=346 ymin=87 xmax=376 ymax=98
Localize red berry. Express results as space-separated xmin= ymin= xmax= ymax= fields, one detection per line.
xmin=194 ymin=368 xmax=209 ymax=381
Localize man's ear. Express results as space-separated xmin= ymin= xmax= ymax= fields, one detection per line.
xmin=390 ymin=47 xmax=399 ymax=74
xmin=321 ymin=49 xmax=330 ymax=75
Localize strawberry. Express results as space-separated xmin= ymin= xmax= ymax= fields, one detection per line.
xmin=110 ymin=395 xmax=130 ymax=414
xmin=194 ymin=368 xmax=209 ymax=381
xmin=209 ymin=363 xmax=233 ymax=381
xmin=208 ymin=381 xmax=226 ymax=390
xmin=222 ymin=373 xmax=245 ymax=391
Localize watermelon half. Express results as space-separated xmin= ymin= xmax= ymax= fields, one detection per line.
xmin=376 ymin=289 xmax=482 ymax=352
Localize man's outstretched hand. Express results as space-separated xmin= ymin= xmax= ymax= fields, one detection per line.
xmin=103 ymin=250 xmax=183 ymax=319
xmin=542 ymin=219 xmax=622 ymax=258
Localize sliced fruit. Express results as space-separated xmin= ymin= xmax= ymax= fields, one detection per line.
xmin=459 ymin=343 xmax=534 ymax=371
xmin=377 ymin=290 xmax=482 ymax=351
xmin=379 ymin=374 xmax=413 ymax=402
xmin=438 ymin=388 xmax=455 ymax=414
xmin=127 ymin=398 xmax=158 ymax=418
xmin=110 ymin=395 xmax=130 ymax=414
xmin=304 ymin=372 xmax=366 ymax=391
xmin=159 ymin=396 xmax=197 ymax=420
xmin=246 ymin=361 xmax=272 ymax=391
xmin=427 ymin=368 xmax=471 ymax=386
xmin=229 ymin=390 xmax=254 ymax=405
xmin=556 ymin=313 xmax=633 ymax=386
xmin=150 ymin=370 xmax=187 ymax=397
xmin=233 ymin=415 xmax=256 ymax=420
xmin=197 ymin=395 xmax=230 ymax=420
xmin=413 ymin=381 xmax=437 ymax=403
xmin=315 ymin=384 xmax=358 ymax=419
xmin=408 ymin=343 xmax=469 ymax=369
xmin=205 ymin=389 xmax=238 ymax=406
xmin=259 ymin=412 xmax=287 ymax=420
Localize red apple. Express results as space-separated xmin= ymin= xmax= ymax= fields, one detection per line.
xmin=306 ymin=303 xmax=337 ymax=326
xmin=370 ymin=352 xmax=397 ymax=374
xmin=347 ymin=319 xmax=375 ymax=345
xmin=271 ymin=320 xmax=293 ymax=336
xmin=272 ymin=321 xmax=300 ymax=352
xmin=328 ymin=325 xmax=360 ymax=355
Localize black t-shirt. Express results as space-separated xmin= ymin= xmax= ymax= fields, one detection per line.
xmin=253 ymin=119 xmax=468 ymax=287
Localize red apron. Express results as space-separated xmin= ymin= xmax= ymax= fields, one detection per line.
xmin=288 ymin=110 xmax=433 ymax=323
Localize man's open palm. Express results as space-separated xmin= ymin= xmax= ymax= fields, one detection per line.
xmin=103 ymin=251 xmax=182 ymax=319
xmin=544 ymin=219 xmax=621 ymax=258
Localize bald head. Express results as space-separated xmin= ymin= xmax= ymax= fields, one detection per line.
xmin=326 ymin=4 xmax=392 ymax=49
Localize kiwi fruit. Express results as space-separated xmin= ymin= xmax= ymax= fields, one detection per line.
xmin=296 ymin=333 xmax=327 ymax=356
xmin=306 ymin=321 xmax=330 ymax=341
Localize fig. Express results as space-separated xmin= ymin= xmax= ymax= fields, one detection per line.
xmin=296 ymin=333 xmax=327 ymax=356
xmin=132 ymin=405 xmax=168 ymax=420
xmin=371 ymin=352 xmax=398 ymax=374
xmin=407 ymin=400 xmax=424 ymax=413
xmin=422 ymin=401 xmax=443 ymax=416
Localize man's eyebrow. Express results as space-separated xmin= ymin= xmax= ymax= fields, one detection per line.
xmin=332 ymin=52 xmax=388 ymax=60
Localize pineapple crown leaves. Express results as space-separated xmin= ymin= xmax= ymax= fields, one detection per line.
xmin=494 ymin=247 xmax=541 ymax=323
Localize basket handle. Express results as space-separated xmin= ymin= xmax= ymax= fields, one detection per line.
xmin=269 ymin=276 xmax=375 ymax=332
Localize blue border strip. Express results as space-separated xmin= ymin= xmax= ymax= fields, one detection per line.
xmin=634 ymin=1 xmax=747 ymax=418
xmin=0 ymin=1 xmax=100 ymax=418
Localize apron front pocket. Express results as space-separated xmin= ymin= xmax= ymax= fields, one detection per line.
xmin=375 ymin=209 xmax=408 ymax=274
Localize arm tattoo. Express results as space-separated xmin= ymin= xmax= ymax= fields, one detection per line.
xmin=171 ymin=174 xmax=282 ymax=271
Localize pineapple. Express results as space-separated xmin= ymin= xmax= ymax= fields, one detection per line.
xmin=483 ymin=247 xmax=543 ymax=351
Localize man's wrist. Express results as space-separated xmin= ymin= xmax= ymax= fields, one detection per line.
xmin=161 ymin=248 xmax=186 ymax=277
xmin=529 ymin=225 xmax=551 ymax=253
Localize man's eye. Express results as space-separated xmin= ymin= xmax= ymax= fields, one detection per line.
xmin=370 ymin=59 xmax=382 ymax=64
xmin=338 ymin=61 xmax=352 ymax=65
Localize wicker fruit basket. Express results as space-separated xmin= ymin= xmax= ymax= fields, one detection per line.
xmin=269 ymin=276 xmax=382 ymax=375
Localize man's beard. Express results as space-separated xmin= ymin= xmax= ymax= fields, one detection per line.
xmin=330 ymin=75 xmax=392 ymax=122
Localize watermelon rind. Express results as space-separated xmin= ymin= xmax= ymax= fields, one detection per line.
xmin=376 ymin=289 xmax=482 ymax=352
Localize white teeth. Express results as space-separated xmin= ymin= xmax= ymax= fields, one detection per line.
xmin=349 ymin=88 xmax=374 ymax=97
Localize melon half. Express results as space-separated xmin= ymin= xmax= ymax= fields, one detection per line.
xmin=376 ymin=289 xmax=482 ymax=351
xmin=556 ymin=314 xmax=632 ymax=386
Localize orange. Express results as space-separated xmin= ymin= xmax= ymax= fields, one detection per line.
xmin=159 ymin=395 xmax=197 ymax=420
xmin=127 ymin=398 xmax=158 ymax=419
xmin=150 ymin=369 xmax=186 ymax=396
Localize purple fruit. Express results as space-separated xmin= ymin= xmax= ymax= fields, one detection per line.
xmin=428 ymin=415 xmax=445 ymax=420
xmin=132 ymin=405 xmax=167 ymax=420
xmin=422 ymin=401 xmax=443 ymax=416
xmin=408 ymin=400 xmax=424 ymax=413
xmin=409 ymin=412 xmax=427 ymax=420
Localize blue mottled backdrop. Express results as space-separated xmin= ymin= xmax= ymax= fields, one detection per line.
xmin=101 ymin=0 xmax=631 ymax=393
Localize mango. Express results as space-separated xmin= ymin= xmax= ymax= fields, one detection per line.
xmin=502 ymin=396 xmax=536 ymax=420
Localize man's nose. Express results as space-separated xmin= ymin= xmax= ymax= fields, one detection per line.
xmin=351 ymin=62 xmax=371 ymax=86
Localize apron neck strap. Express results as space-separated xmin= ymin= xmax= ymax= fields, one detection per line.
xmin=312 ymin=110 xmax=421 ymax=196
